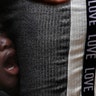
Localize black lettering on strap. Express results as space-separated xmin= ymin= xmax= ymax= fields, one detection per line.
xmin=82 ymin=0 xmax=96 ymax=96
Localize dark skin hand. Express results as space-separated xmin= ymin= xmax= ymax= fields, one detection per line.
xmin=0 ymin=33 xmax=19 ymax=91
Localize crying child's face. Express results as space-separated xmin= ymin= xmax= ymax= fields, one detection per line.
xmin=0 ymin=34 xmax=19 ymax=90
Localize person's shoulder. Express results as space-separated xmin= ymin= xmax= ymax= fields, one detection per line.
xmin=0 ymin=91 xmax=10 ymax=96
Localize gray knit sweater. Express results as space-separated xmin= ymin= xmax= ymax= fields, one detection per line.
xmin=0 ymin=0 xmax=70 ymax=96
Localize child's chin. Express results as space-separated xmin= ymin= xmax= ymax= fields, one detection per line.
xmin=1 ymin=76 xmax=18 ymax=90
xmin=7 ymin=77 xmax=18 ymax=89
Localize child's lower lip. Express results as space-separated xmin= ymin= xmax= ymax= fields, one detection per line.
xmin=4 ymin=63 xmax=19 ymax=75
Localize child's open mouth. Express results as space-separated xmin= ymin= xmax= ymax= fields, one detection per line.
xmin=3 ymin=49 xmax=19 ymax=75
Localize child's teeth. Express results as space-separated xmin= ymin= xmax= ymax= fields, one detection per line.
xmin=8 ymin=66 xmax=14 ymax=71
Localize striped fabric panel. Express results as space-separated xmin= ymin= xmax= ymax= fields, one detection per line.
xmin=67 ymin=0 xmax=87 ymax=96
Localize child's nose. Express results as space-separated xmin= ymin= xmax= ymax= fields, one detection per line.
xmin=0 ymin=36 xmax=13 ymax=51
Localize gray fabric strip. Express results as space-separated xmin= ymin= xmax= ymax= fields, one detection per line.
xmin=67 ymin=0 xmax=87 ymax=96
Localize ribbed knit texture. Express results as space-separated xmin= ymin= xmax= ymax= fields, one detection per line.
xmin=0 ymin=0 xmax=70 ymax=96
